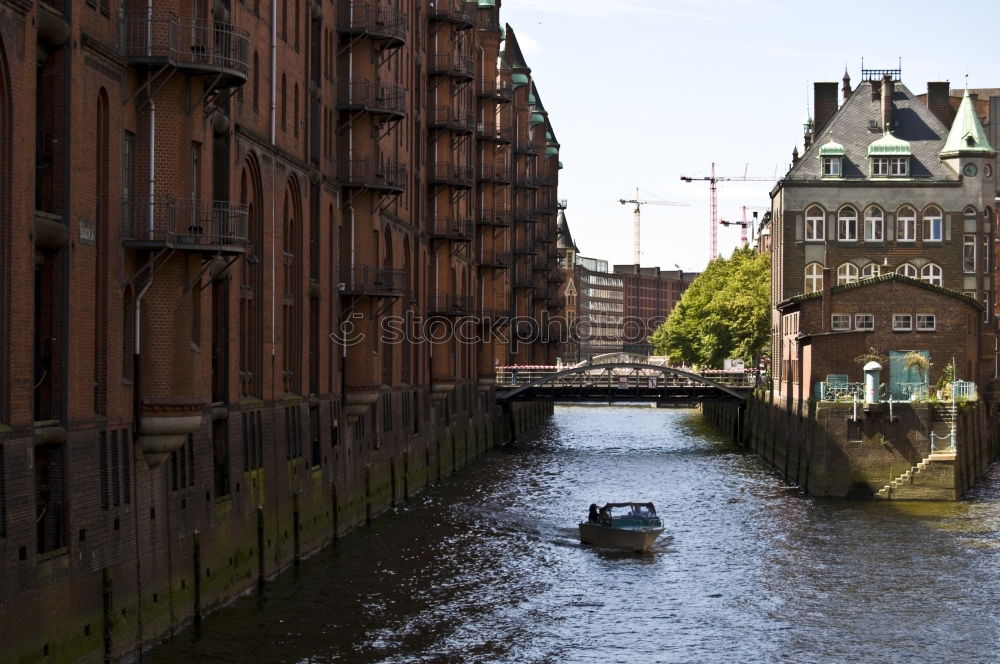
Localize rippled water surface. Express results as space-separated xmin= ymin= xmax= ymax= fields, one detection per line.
xmin=148 ymin=405 xmax=1000 ymax=663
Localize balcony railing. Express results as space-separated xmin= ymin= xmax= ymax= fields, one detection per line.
xmin=476 ymin=121 xmax=513 ymax=144
xmin=431 ymin=217 xmax=474 ymax=242
xmin=340 ymin=157 xmax=406 ymax=192
xmin=478 ymin=79 xmax=513 ymax=102
xmin=429 ymin=106 xmax=476 ymax=133
xmin=337 ymin=2 xmax=407 ymax=47
xmin=477 ymin=165 xmax=512 ymax=185
xmin=514 ymin=138 xmax=541 ymax=154
xmin=478 ymin=250 xmax=511 ymax=268
xmin=340 ymin=265 xmax=406 ymax=297
xmin=429 ymin=53 xmax=474 ymax=80
xmin=121 ymin=196 xmax=249 ymax=253
xmin=337 ymin=79 xmax=405 ymax=118
xmin=513 ymin=173 xmax=540 ymax=189
xmin=427 ymin=0 xmax=475 ymax=28
xmin=512 ymin=241 xmax=538 ymax=255
xmin=478 ymin=208 xmax=512 ymax=227
xmin=118 ymin=11 xmax=250 ymax=88
xmin=430 ymin=162 xmax=475 ymax=188
xmin=428 ymin=294 xmax=475 ymax=317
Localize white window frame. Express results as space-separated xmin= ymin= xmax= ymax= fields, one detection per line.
xmin=804 ymin=262 xmax=823 ymax=293
xmin=855 ymin=313 xmax=874 ymax=330
xmin=838 ymin=207 xmax=858 ymax=241
xmin=837 ymin=262 xmax=859 ymax=285
xmin=896 ymin=263 xmax=918 ymax=278
xmin=892 ymin=314 xmax=913 ymax=331
xmin=915 ymin=313 xmax=936 ymax=331
xmin=872 ymin=157 xmax=890 ymax=176
xmin=921 ymin=263 xmax=943 ymax=286
xmin=963 ymin=234 xmax=976 ymax=273
xmin=805 ymin=206 xmax=825 ymax=241
xmin=822 ymin=157 xmax=841 ymax=177
xmin=864 ymin=206 xmax=884 ymax=242
xmin=831 ymin=313 xmax=852 ymax=331
xmin=897 ymin=206 xmax=916 ymax=242
xmin=923 ymin=207 xmax=943 ymax=242
xmin=890 ymin=157 xmax=909 ymax=176
xmin=861 ymin=263 xmax=880 ymax=279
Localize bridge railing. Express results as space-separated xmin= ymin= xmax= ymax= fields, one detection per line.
xmin=496 ymin=365 xmax=758 ymax=389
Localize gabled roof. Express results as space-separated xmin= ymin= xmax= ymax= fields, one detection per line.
xmin=786 ymin=80 xmax=956 ymax=181
xmin=777 ymin=272 xmax=982 ymax=310
xmin=556 ymin=210 xmax=577 ymax=251
xmin=502 ymin=24 xmax=530 ymax=73
xmin=940 ymin=89 xmax=996 ymax=157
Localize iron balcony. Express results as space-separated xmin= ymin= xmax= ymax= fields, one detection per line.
xmin=337 ymin=79 xmax=405 ymax=119
xmin=118 ymin=11 xmax=251 ymax=89
xmin=339 ymin=266 xmax=407 ymax=297
xmin=337 ymin=2 xmax=407 ymax=48
xmin=121 ymin=196 xmax=249 ymax=253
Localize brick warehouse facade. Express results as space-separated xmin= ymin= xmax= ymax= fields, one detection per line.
xmin=0 ymin=1 xmax=562 ymax=662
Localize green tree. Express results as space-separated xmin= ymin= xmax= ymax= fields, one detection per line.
xmin=649 ymin=247 xmax=770 ymax=368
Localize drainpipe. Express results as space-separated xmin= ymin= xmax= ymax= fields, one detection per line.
xmin=270 ymin=0 xmax=277 ymax=366
xmin=148 ymin=96 xmax=156 ymax=237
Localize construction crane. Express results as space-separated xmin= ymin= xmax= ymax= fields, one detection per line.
xmin=680 ymin=163 xmax=776 ymax=260
xmin=719 ymin=205 xmax=770 ymax=247
xmin=618 ymin=188 xmax=688 ymax=265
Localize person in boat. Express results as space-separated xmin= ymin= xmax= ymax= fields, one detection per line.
xmin=598 ymin=505 xmax=610 ymax=522
xmin=588 ymin=504 xmax=600 ymax=523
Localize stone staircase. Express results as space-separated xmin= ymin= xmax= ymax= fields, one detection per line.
xmin=877 ymin=404 xmax=959 ymax=499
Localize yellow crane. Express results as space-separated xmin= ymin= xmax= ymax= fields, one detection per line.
xmin=618 ymin=188 xmax=688 ymax=265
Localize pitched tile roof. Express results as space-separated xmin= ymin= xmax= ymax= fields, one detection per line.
xmin=786 ymin=80 xmax=957 ymax=182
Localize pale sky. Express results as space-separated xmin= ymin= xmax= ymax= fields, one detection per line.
xmin=499 ymin=0 xmax=999 ymax=272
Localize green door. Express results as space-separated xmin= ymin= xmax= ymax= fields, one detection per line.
xmin=888 ymin=350 xmax=929 ymax=400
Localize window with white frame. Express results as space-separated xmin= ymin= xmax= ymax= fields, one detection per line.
xmin=805 ymin=205 xmax=825 ymax=241
xmin=872 ymin=157 xmax=890 ymax=176
xmin=837 ymin=262 xmax=859 ymax=285
xmin=838 ymin=206 xmax=858 ymax=241
xmin=861 ymin=263 xmax=880 ymax=279
xmin=897 ymin=205 xmax=916 ymax=242
xmin=922 ymin=206 xmax=942 ymax=241
xmin=915 ymin=313 xmax=936 ymax=331
xmin=831 ymin=313 xmax=852 ymax=331
xmin=892 ymin=313 xmax=912 ymax=330
xmin=896 ymin=262 xmax=918 ymax=278
xmin=890 ymin=157 xmax=908 ymax=176
xmin=921 ymin=263 xmax=942 ymax=286
xmin=963 ymin=234 xmax=976 ymax=273
xmin=983 ymin=293 xmax=991 ymax=324
xmin=855 ymin=313 xmax=874 ymax=330
xmin=864 ymin=206 xmax=884 ymax=242
xmin=804 ymin=262 xmax=823 ymax=293
xmin=822 ymin=157 xmax=841 ymax=177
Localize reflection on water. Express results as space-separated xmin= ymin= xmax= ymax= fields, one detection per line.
xmin=148 ymin=405 xmax=1000 ymax=664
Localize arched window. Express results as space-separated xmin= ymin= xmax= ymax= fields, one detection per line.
xmin=0 ymin=43 xmax=11 ymax=421
xmin=253 ymin=52 xmax=259 ymax=113
xmin=896 ymin=263 xmax=918 ymax=278
xmin=897 ymin=205 xmax=916 ymax=242
xmin=95 ymin=89 xmax=110 ymax=415
xmin=922 ymin=205 xmax=942 ymax=241
xmin=239 ymin=157 xmax=264 ymax=398
xmin=281 ymin=74 xmax=287 ymax=131
xmin=838 ymin=206 xmax=858 ymax=241
xmin=861 ymin=263 xmax=880 ymax=279
xmin=837 ymin=262 xmax=859 ymax=285
xmin=805 ymin=205 xmax=825 ymax=241
xmin=282 ymin=181 xmax=302 ymax=394
xmin=921 ymin=263 xmax=943 ymax=286
xmin=293 ymin=83 xmax=299 ymax=138
xmin=804 ymin=262 xmax=823 ymax=293
xmin=863 ymin=205 xmax=883 ymax=242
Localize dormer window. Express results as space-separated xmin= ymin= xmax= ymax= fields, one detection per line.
xmin=868 ymin=132 xmax=911 ymax=178
xmin=818 ymin=138 xmax=845 ymax=178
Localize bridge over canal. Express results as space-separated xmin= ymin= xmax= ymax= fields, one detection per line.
xmin=495 ymin=362 xmax=755 ymax=406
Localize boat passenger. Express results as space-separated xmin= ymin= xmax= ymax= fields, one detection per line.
xmin=588 ymin=504 xmax=600 ymax=523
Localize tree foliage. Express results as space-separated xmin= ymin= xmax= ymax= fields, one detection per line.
xmin=649 ymin=247 xmax=770 ymax=368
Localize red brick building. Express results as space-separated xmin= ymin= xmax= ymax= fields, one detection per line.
xmin=770 ymin=67 xmax=999 ymax=407
xmin=0 ymin=1 xmax=561 ymax=660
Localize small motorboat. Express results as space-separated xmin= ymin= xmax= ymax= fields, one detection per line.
xmin=579 ymin=502 xmax=664 ymax=552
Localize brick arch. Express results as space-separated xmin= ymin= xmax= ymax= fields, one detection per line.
xmin=238 ymin=153 xmax=264 ymax=397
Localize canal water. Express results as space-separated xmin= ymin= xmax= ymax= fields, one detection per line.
xmin=148 ymin=405 xmax=1000 ymax=664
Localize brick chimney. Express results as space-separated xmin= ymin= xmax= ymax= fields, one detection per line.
xmin=881 ymin=74 xmax=894 ymax=132
xmin=926 ymin=81 xmax=952 ymax=126
xmin=813 ymin=82 xmax=839 ymax=135
xmin=818 ymin=267 xmax=833 ymax=337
